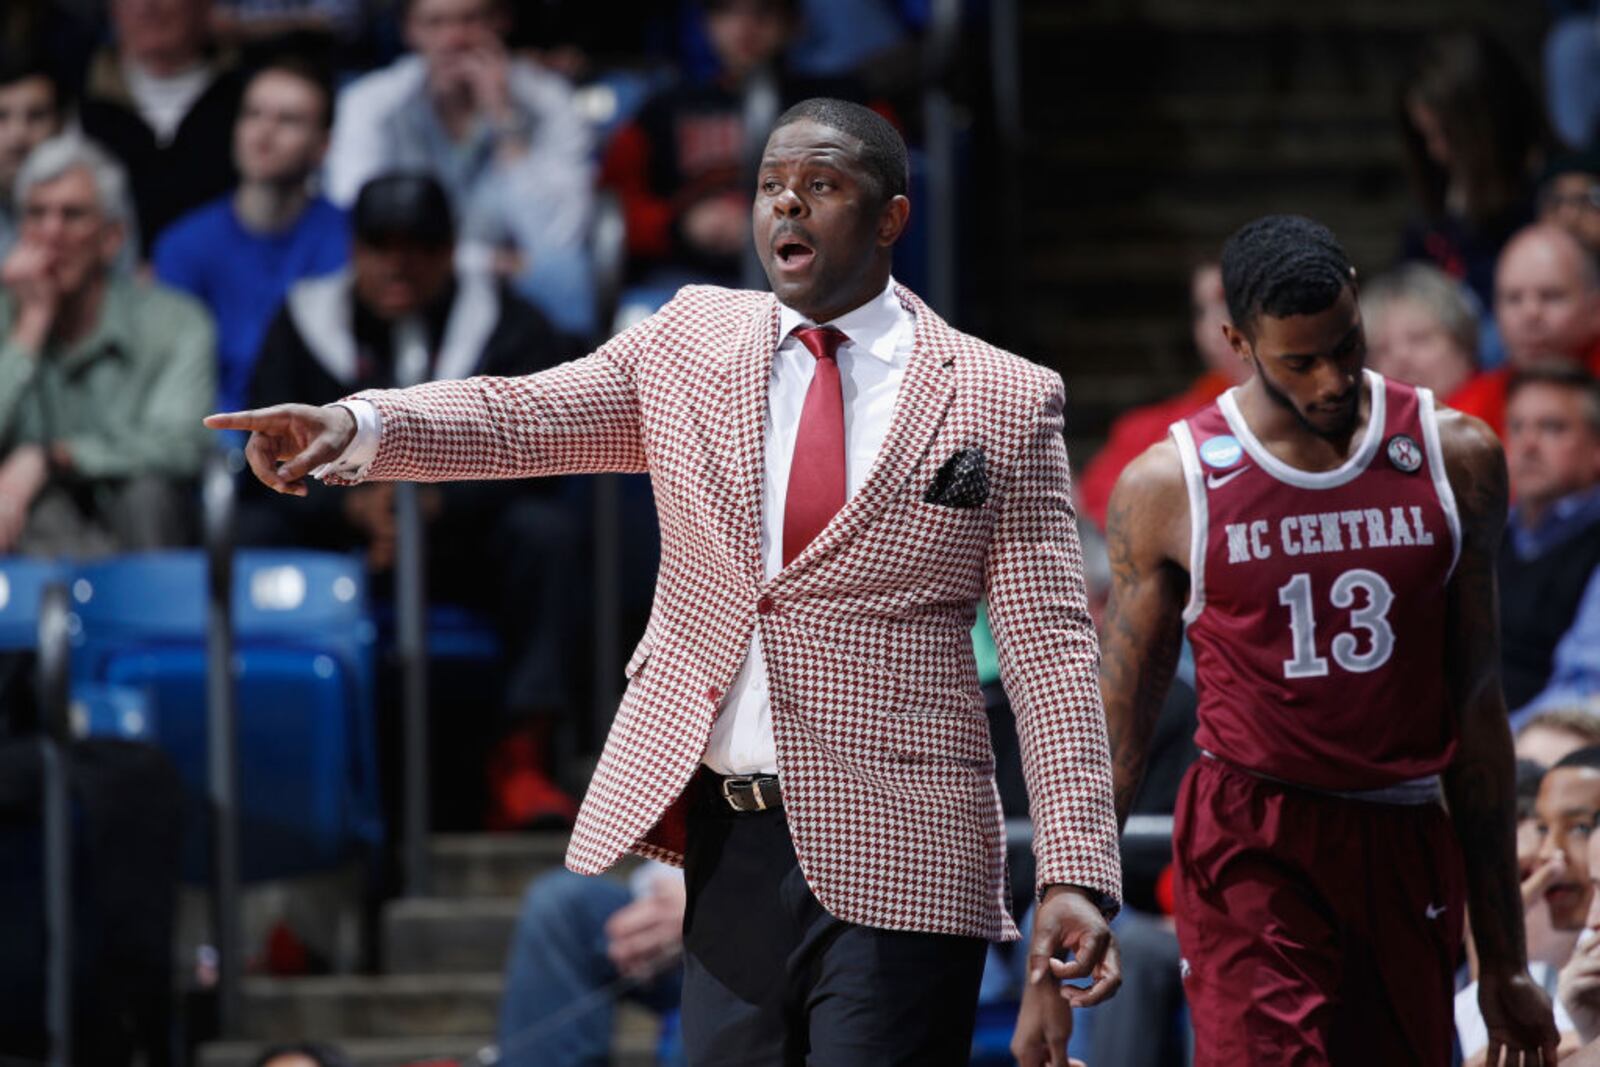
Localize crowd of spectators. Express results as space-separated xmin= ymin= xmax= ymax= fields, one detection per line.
xmin=2 ymin=0 xmax=1599 ymax=1063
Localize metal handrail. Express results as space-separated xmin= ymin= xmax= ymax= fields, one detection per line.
xmin=202 ymin=448 xmax=242 ymax=1032
xmin=589 ymin=193 xmax=630 ymax=748
xmin=37 ymin=579 xmax=72 ymax=1067
xmin=923 ymin=0 xmax=963 ymax=318
xmin=394 ymin=320 xmax=432 ymax=897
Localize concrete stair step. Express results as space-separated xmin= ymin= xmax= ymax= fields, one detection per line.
xmin=236 ymin=974 xmax=504 ymax=1039
xmin=428 ymin=833 xmax=570 ymax=900
xmin=201 ymin=1003 xmax=662 ymax=1066
xmin=382 ymin=897 xmax=522 ymax=975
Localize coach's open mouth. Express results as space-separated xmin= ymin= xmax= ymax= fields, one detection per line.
xmin=774 ymin=238 xmax=815 ymax=271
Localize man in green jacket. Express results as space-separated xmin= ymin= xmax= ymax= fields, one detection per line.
xmin=0 ymin=135 xmax=214 ymax=555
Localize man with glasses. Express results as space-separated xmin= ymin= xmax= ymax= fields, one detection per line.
xmin=1540 ymin=152 xmax=1600 ymax=261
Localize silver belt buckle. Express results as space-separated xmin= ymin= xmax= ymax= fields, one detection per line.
xmin=721 ymin=775 xmax=767 ymax=812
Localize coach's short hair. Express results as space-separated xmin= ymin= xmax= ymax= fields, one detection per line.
xmin=771 ymin=98 xmax=908 ymax=204
xmin=1220 ymin=214 xmax=1356 ymax=334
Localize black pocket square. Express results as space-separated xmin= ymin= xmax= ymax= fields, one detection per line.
xmin=924 ymin=447 xmax=988 ymax=508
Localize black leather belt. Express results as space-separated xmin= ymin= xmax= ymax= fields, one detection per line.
xmin=711 ymin=772 xmax=782 ymax=813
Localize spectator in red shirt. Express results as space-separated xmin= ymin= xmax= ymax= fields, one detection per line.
xmin=1450 ymin=223 xmax=1600 ymax=437
xmin=1077 ymin=261 xmax=1247 ymax=529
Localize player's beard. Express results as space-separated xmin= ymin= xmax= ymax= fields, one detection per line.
xmin=1253 ymin=356 xmax=1359 ymax=441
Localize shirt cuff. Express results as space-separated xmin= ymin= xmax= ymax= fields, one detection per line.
xmin=311 ymin=399 xmax=380 ymax=481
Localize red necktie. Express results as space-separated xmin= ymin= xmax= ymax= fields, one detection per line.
xmin=783 ymin=325 xmax=847 ymax=566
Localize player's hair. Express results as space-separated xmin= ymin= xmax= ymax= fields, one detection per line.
xmin=771 ymin=98 xmax=908 ymax=205
xmin=1554 ymin=742 xmax=1600 ymax=773
xmin=1506 ymin=362 xmax=1600 ymax=437
xmin=1219 ymin=214 xmax=1355 ymax=334
xmin=1516 ymin=758 xmax=1547 ymax=821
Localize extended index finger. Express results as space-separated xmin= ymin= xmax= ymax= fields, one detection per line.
xmin=204 ymin=409 xmax=281 ymax=432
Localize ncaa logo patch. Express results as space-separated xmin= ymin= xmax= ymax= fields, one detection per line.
xmin=1199 ymin=435 xmax=1243 ymax=469
xmin=1387 ymin=434 xmax=1422 ymax=473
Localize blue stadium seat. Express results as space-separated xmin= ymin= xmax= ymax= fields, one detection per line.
xmin=0 ymin=556 xmax=70 ymax=651
xmin=68 ymin=550 xmax=382 ymax=882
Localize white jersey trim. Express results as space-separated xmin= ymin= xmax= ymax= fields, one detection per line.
xmin=1417 ymin=386 xmax=1463 ymax=580
xmin=1218 ymin=369 xmax=1387 ymax=491
xmin=1170 ymin=420 xmax=1208 ymax=625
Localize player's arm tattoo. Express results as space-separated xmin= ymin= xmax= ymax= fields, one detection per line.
xmin=1438 ymin=414 xmax=1527 ymax=973
xmin=1100 ymin=451 xmax=1187 ymax=830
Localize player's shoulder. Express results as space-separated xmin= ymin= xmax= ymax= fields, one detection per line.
xmin=1114 ymin=435 xmax=1186 ymax=503
xmin=1432 ymin=402 xmax=1504 ymax=476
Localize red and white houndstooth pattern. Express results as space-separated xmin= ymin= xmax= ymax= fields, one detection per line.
xmin=340 ymin=283 xmax=1120 ymax=940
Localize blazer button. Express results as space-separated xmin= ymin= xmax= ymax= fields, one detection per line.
xmin=706 ymin=686 xmax=722 ymax=703
xmin=756 ymin=596 xmax=774 ymax=615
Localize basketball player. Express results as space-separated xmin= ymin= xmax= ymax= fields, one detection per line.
xmin=1014 ymin=215 xmax=1559 ymax=1065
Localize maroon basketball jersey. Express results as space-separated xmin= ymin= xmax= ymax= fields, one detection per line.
xmin=1170 ymin=371 xmax=1462 ymax=790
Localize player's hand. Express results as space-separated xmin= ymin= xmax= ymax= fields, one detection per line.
xmin=204 ymin=403 xmax=357 ymax=496
xmin=604 ymin=876 xmax=685 ymax=980
xmin=1028 ymin=885 xmax=1121 ymax=1007
xmin=1010 ymin=973 xmax=1081 ymax=1067
xmin=1480 ymin=967 xmax=1560 ymax=1066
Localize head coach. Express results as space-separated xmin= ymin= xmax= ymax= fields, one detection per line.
xmin=209 ymin=98 xmax=1122 ymax=1065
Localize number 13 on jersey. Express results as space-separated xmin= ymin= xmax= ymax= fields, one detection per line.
xmin=1278 ymin=569 xmax=1397 ymax=679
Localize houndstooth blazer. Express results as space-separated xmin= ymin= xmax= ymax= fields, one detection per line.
xmin=342 ymin=283 xmax=1120 ymax=940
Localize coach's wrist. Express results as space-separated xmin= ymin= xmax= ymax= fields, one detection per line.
xmin=1041 ymin=883 xmax=1119 ymax=921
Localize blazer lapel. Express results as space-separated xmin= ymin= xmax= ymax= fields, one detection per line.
xmin=717 ymin=295 xmax=781 ymax=584
xmin=775 ymin=284 xmax=958 ymax=581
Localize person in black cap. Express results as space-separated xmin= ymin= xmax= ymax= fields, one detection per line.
xmin=239 ymin=170 xmax=588 ymax=832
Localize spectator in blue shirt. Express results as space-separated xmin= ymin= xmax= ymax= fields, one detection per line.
xmin=154 ymin=54 xmax=348 ymax=412
xmin=1500 ymin=363 xmax=1600 ymax=720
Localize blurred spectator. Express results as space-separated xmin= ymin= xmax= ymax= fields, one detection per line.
xmin=1360 ymin=262 xmax=1478 ymax=399
xmin=79 ymin=0 xmax=247 ymax=255
xmin=1450 ymin=224 xmax=1600 ymax=436
xmin=497 ymin=864 xmax=686 ymax=1067
xmin=240 ymin=173 xmax=582 ymax=828
xmin=1512 ymin=755 xmax=1583 ymax=973
xmin=1457 ymin=745 xmax=1599 ymax=1061
xmin=1520 ymin=709 xmax=1600 ymax=770
xmin=251 ymin=1042 xmax=353 ymax=1067
xmin=1498 ymin=365 xmax=1600 ymax=714
xmin=0 ymin=51 xmax=67 ymax=261
xmin=1544 ymin=4 xmax=1600 ymax=150
xmin=0 ymin=136 xmax=213 ymax=556
xmin=155 ymin=55 xmax=348 ymax=413
xmin=325 ymin=0 xmax=596 ymax=337
xmin=1539 ymin=150 xmax=1600 ymax=260
xmin=0 ymin=1 xmax=97 ymax=102
xmin=1077 ymin=262 xmax=1246 ymax=529
xmin=1399 ymin=30 xmax=1546 ymax=329
xmin=1561 ymin=753 xmax=1600 ymax=1054
xmin=210 ymin=0 xmax=363 ymax=59
xmin=601 ymin=0 xmax=868 ymax=292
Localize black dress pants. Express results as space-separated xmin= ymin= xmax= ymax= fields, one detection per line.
xmin=680 ymin=777 xmax=988 ymax=1066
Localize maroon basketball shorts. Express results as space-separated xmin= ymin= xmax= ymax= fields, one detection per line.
xmin=1173 ymin=755 xmax=1465 ymax=1066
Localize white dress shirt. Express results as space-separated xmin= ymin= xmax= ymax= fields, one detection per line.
xmin=320 ymin=278 xmax=916 ymax=776
xmin=705 ymin=279 xmax=915 ymax=774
